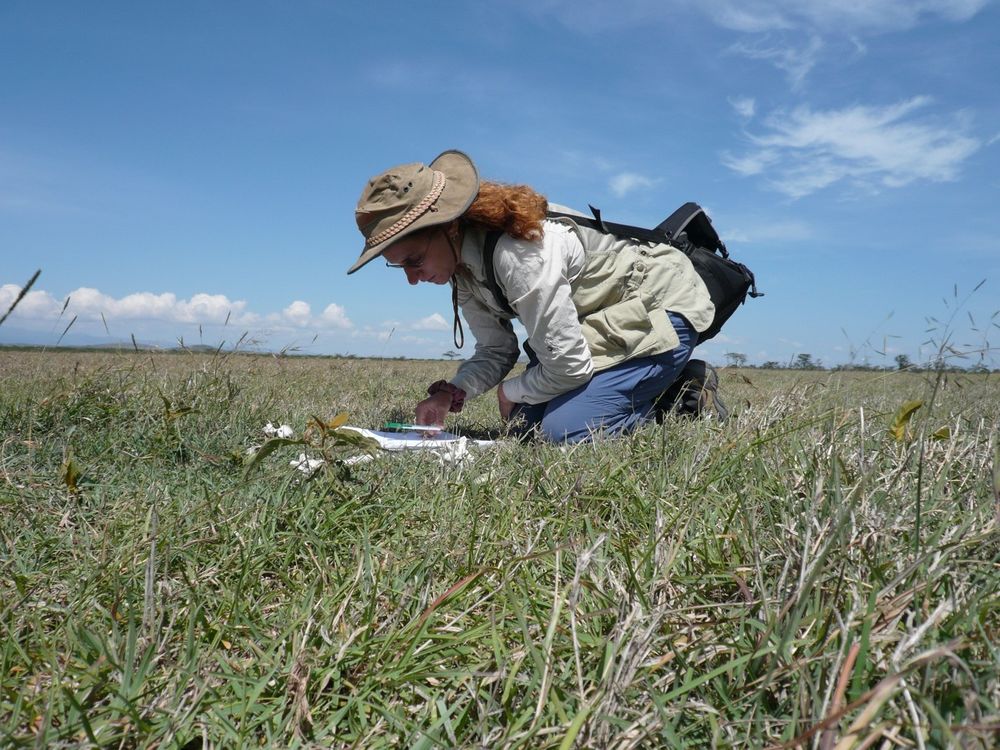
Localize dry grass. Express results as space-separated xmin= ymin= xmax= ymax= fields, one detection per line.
xmin=1 ymin=349 xmax=998 ymax=748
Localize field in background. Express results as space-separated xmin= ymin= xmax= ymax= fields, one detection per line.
xmin=1 ymin=350 xmax=998 ymax=748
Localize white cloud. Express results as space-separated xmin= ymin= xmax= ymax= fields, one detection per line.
xmin=722 ymin=97 xmax=982 ymax=198
xmin=411 ymin=312 xmax=450 ymax=331
xmin=706 ymin=3 xmax=792 ymax=33
xmin=729 ymin=96 xmax=757 ymax=120
xmin=728 ymin=36 xmax=823 ymax=89
xmin=0 ymin=283 xmax=354 ymax=331
xmin=524 ymin=0 xmax=989 ymax=35
xmin=720 ymin=148 xmax=779 ymax=176
xmin=524 ymin=1 xmax=988 ymax=86
xmin=700 ymin=0 xmax=989 ymax=33
xmin=711 ymin=2 xmax=987 ymax=84
xmin=609 ymin=172 xmax=659 ymax=198
xmin=0 ymin=284 xmax=62 ymax=319
xmin=282 ymin=300 xmax=312 ymax=326
xmin=8 ymin=286 xmax=256 ymax=325
xmin=320 ymin=303 xmax=353 ymax=329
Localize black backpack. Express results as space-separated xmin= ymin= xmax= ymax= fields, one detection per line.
xmin=483 ymin=202 xmax=762 ymax=343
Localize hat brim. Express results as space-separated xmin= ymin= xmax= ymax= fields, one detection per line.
xmin=347 ymin=150 xmax=480 ymax=274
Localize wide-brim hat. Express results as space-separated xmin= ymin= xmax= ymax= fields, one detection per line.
xmin=348 ymin=150 xmax=479 ymax=274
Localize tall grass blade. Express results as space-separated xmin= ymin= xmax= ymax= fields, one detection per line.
xmin=0 ymin=268 xmax=41 ymax=327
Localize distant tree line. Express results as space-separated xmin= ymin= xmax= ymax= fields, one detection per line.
xmin=725 ymin=351 xmax=996 ymax=373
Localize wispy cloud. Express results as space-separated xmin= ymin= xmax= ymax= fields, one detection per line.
xmin=609 ymin=172 xmax=659 ymax=198
xmin=700 ymin=0 xmax=990 ymax=34
xmin=359 ymin=326 xmax=439 ymax=348
xmin=0 ymin=283 xmax=354 ymax=331
xmin=728 ymin=36 xmax=823 ymax=89
xmin=721 ymin=97 xmax=981 ymax=198
xmin=411 ymin=312 xmax=450 ymax=331
xmin=556 ymin=150 xmax=616 ymax=174
xmin=703 ymin=3 xmax=790 ymax=33
xmin=348 ymin=313 xmax=453 ymax=352
xmin=719 ymin=149 xmax=779 ymax=177
xmin=523 ymin=0 xmax=989 ymax=34
xmin=721 ymin=219 xmax=814 ymax=244
xmin=729 ymin=96 xmax=757 ymax=120
xmin=522 ymin=1 xmax=989 ymax=86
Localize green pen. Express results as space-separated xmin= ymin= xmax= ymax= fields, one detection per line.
xmin=383 ymin=422 xmax=444 ymax=432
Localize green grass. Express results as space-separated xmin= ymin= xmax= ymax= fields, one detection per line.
xmin=1 ymin=350 xmax=998 ymax=748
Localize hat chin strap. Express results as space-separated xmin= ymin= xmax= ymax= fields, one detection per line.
xmin=450 ymin=283 xmax=464 ymax=349
xmin=446 ymin=225 xmax=465 ymax=349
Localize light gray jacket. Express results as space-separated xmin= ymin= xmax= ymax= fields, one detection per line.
xmin=450 ymin=214 xmax=714 ymax=405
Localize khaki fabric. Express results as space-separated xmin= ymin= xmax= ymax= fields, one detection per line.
xmin=348 ymin=150 xmax=479 ymax=274
xmin=450 ymin=217 xmax=714 ymax=405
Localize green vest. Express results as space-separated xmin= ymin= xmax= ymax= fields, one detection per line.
xmin=558 ymin=218 xmax=715 ymax=369
xmin=461 ymin=219 xmax=715 ymax=372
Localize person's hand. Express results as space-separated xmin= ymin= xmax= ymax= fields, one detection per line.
xmin=497 ymin=382 xmax=516 ymax=421
xmin=415 ymin=390 xmax=452 ymax=427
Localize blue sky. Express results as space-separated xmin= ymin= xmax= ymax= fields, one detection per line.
xmin=2 ymin=0 xmax=998 ymax=368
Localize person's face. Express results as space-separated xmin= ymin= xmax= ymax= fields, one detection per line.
xmin=382 ymin=227 xmax=458 ymax=285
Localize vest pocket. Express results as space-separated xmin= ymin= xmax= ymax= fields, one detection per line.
xmin=579 ymin=295 xmax=653 ymax=359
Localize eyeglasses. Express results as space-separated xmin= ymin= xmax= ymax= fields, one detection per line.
xmin=385 ymin=231 xmax=434 ymax=270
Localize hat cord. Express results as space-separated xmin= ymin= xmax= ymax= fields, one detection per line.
xmin=451 ymin=281 xmax=464 ymax=349
xmin=446 ymin=227 xmax=465 ymax=349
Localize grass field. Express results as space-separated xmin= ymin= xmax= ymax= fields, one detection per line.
xmin=1 ymin=349 xmax=998 ymax=748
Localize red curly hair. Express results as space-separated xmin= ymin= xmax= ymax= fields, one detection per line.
xmin=461 ymin=180 xmax=548 ymax=241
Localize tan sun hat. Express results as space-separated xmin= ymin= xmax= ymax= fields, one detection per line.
xmin=348 ymin=150 xmax=480 ymax=274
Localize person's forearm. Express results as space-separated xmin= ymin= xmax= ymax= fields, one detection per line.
xmin=451 ymin=344 xmax=518 ymax=399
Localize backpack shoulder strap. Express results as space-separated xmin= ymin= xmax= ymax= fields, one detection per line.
xmin=549 ymin=203 xmax=729 ymax=258
xmin=482 ymin=230 xmax=516 ymax=316
xmin=546 ymin=206 xmax=667 ymax=245
xmin=485 ymin=210 xmax=662 ymax=315
xmin=483 ymin=202 xmax=746 ymax=317
xmin=654 ymin=202 xmax=728 ymax=257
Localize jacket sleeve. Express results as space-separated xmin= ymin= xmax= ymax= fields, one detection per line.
xmin=449 ymin=287 xmax=520 ymax=400
xmin=495 ymin=234 xmax=594 ymax=405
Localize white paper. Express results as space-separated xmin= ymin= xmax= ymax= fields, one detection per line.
xmin=340 ymin=426 xmax=495 ymax=465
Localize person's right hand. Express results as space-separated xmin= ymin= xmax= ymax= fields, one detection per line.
xmin=414 ymin=390 xmax=452 ymax=427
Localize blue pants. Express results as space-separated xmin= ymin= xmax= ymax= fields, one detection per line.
xmin=512 ymin=312 xmax=696 ymax=443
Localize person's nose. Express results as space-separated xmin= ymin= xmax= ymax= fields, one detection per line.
xmin=404 ymin=266 xmax=421 ymax=285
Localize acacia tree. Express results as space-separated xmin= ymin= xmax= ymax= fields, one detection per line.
xmin=794 ymin=353 xmax=822 ymax=370
xmin=725 ymin=352 xmax=748 ymax=368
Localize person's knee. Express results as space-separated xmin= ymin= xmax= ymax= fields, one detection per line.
xmin=539 ymin=409 xmax=646 ymax=444
xmin=538 ymin=411 xmax=593 ymax=443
